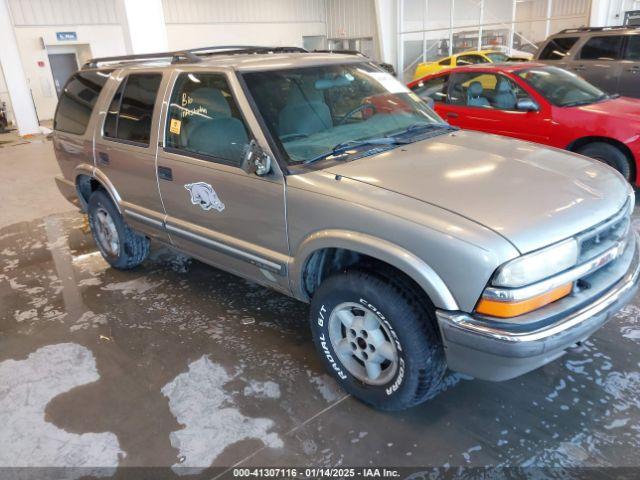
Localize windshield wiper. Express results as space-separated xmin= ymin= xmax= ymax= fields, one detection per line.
xmin=303 ymin=137 xmax=406 ymax=165
xmin=390 ymin=122 xmax=456 ymax=138
xmin=563 ymin=94 xmax=611 ymax=107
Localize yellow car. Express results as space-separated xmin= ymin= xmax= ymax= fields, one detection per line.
xmin=413 ymin=50 xmax=510 ymax=80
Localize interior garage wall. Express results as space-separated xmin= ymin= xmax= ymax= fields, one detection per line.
xmin=7 ymin=0 xmax=127 ymax=121
xmin=163 ymin=0 xmax=327 ymax=49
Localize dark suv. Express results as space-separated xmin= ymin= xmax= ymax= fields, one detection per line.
xmin=534 ymin=26 xmax=640 ymax=98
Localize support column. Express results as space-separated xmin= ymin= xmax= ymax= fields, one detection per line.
xmin=0 ymin=0 xmax=40 ymax=136
xmin=375 ymin=0 xmax=398 ymax=72
xmin=117 ymin=0 xmax=168 ymax=54
xmin=589 ymin=0 xmax=612 ymax=27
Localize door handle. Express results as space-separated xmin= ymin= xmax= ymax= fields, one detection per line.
xmin=158 ymin=166 xmax=173 ymax=181
xmin=446 ymin=112 xmax=459 ymax=118
xmin=97 ymin=152 xmax=109 ymax=165
xmin=573 ymin=65 xmax=585 ymax=71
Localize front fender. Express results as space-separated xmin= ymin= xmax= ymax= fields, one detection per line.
xmin=289 ymin=229 xmax=458 ymax=310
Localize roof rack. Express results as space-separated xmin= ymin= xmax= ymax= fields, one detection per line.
xmin=82 ymin=45 xmax=308 ymax=69
xmin=558 ymin=25 xmax=640 ymax=34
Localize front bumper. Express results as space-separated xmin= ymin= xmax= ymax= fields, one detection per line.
xmin=436 ymin=231 xmax=640 ymax=381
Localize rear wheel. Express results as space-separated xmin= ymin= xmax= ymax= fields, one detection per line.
xmin=88 ymin=190 xmax=149 ymax=269
xmin=577 ymin=142 xmax=632 ymax=181
xmin=309 ymin=270 xmax=446 ymax=411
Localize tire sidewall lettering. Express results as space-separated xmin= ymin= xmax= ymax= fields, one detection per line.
xmin=315 ymin=297 xmax=406 ymax=397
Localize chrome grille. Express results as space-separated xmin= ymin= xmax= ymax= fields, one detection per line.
xmin=576 ymin=200 xmax=631 ymax=265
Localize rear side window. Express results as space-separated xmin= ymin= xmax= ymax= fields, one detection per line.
xmin=579 ymin=36 xmax=624 ymax=60
xmin=439 ymin=58 xmax=451 ymax=66
xmin=625 ymin=35 xmax=640 ymax=60
xmin=538 ymin=37 xmax=578 ymax=60
xmin=54 ymin=70 xmax=111 ymax=135
xmin=456 ymin=54 xmax=486 ymax=65
xmin=103 ymin=73 xmax=162 ymax=146
xmin=165 ymin=72 xmax=250 ymax=166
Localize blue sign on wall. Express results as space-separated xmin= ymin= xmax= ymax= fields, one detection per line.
xmin=56 ymin=31 xmax=77 ymax=41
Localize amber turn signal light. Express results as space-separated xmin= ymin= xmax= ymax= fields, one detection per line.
xmin=476 ymin=283 xmax=573 ymax=318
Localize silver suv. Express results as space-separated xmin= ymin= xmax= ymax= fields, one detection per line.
xmin=53 ymin=46 xmax=640 ymax=410
xmin=534 ymin=26 xmax=640 ymax=98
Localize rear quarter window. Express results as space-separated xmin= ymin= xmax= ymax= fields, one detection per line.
xmin=538 ymin=37 xmax=579 ymax=60
xmin=54 ymin=70 xmax=111 ymax=135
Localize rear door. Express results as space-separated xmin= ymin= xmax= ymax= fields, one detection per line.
xmin=571 ymin=35 xmax=625 ymax=94
xmin=93 ymin=70 xmax=168 ymax=240
xmin=440 ymin=71 xmax=550 ymax=143
xmin=156 ymin=70 xmax=290 ymax=293
xmin=619 ymin=34 xmax=640 ymax=98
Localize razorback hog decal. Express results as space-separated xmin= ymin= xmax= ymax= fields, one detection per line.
xmin=184 ymin=182 xmax=225 ymax=212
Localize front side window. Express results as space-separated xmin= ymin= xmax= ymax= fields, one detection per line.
xmin=103 ymin=73 xmax=162 ymax=146
xmin=579 ymin=35 xmax=624 ymax=60
xmin=518 ymin=66 xmax=608 ymax=107
xmin=242 ymin=63 xmax=445 ymax=165
xmin=538 ymin=37 xmax=578 ymax=60
xmin=165 ymin=72 xmax=250 ymax=166
xmin=624 ymin=35 xmax=640 ymax=60
xmin=456 ymin=54 xmax=487 ymax=66
xmin=448 ymin=72 xmax=530 ymax=110
xmin=410 ymin=75 xmax=449 ymax=103
xmin=54 ymin=70 xmax=111 ymax=135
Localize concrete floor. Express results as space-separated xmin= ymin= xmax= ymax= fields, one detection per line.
xmin=1 ymin=137 xmax=640 ymax=479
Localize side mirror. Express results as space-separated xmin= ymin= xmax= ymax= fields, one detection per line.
xmin=242 ymin=140 xmax=272 ymax=176
xmin=517 ymin=98 xmax=539 ymax=112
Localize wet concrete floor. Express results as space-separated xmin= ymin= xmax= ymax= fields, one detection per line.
xmin=1 ymin=144 xmax=640 ymax=479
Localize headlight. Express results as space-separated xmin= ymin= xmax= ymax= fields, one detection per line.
xmin=493 ymin=238 xmax=578 ymax=288
xmin=476 ymin=238 xmax=579 ymax=318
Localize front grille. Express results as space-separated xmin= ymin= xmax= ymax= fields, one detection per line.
xmin=576 ymin=200 xmax=631 ymax=265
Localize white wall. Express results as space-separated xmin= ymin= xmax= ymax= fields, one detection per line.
xmin=163 ymin=0 xmax=327 ymax=49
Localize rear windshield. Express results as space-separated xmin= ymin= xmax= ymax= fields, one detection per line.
xmin=485 ymin=52 xmax=509 ymax=63
xmin=54 ymin=70 xmax=111 ymax=135
xmin=538 ymin=37 xmax=578 ymax=60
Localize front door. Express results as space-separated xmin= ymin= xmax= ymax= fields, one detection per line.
xmin=49 ymin=53 xmax=78 ymax=97
xmin=438 ymin=71 xmax=550 ymax=144
xmin=93 ymin=71 xmax=169 ymax=240
xmin=156 ymin=70 xmax=290 ymax=293
xmin=619 ymin=34 xmax=640 ymax=98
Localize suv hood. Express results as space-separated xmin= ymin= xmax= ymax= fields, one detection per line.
xmin=326 ymin=130 xmax=629 ymax=254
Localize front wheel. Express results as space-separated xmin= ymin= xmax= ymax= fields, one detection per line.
xmin=577 ymin=142 xmax=632 ymax=181
xmin=88 ymin=190 xmax=149 ymax=269
xmin=309 ymin=270 xmax=446 ymax=411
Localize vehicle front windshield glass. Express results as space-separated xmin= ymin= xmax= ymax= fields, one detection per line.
xmin=517 ymin=66 xmax=608 ymax=107
xmin=485 ymin=52 xmax=509 ymax=63
xmin=242 ymin=63 xmax=445 ymax=165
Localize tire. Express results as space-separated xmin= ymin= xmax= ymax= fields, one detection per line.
xmin=87 ymin=190 xmax=149 ymax=269
xmin=309 ymin=269 xmax=446 ymax=411
xmin=577 ymin=142 xmax=632 ymax=181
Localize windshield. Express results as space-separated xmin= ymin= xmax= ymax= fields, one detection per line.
xmin=242 ymin=63 xmax=445 ymax=165
xmin=517 ymin=66 xmax=608 ymax=107
xmin=485 ymin=52 xmax=509 ymax=63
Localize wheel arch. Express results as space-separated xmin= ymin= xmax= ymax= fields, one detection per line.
xmin=568 ymin=136 xmax=636 ymax=182
xmin=74 ymin=166 xmax=122 ymax=214
xmin=290 ymin=229 xmax=458 ymax=310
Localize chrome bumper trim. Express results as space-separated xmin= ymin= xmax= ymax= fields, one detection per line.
xmin=438 ymin=231 xmax=640 ymax=345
